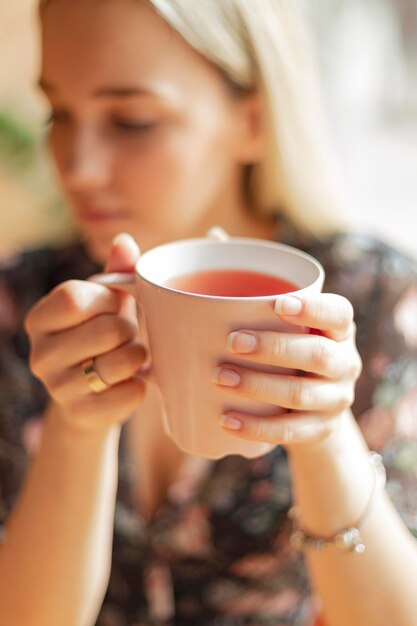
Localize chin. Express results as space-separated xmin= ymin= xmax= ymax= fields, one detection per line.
xmin=83 ymin=236 xmax=112 ymax=266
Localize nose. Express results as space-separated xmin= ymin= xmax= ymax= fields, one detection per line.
xmin=56 ymin=124 xmax=112 ymax=193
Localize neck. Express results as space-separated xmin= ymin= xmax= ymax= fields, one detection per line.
xmin=190 ymin=205 xmax=277 ymax=242
xmin=185 ymin=170 xmax=278 ymax=242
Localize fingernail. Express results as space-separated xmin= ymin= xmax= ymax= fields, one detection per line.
xmin=212 ymin=367 xmax=241 ymax=387
xmin=219 ymin=415 xmax=242 ymax=431
xmin=275 ymin=295 xmax=302 ymax=316
xmin=113 ymin=233 xmax=139 ymax=253
xmin=227 ymin=331 xmax=258 ymax=354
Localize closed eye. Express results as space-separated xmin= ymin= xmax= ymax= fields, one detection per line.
xmin=113 ymin=119 xmax=159 ymax=133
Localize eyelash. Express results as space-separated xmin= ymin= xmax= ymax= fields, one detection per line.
xmin=113 ymin=119 xmax=158 ymax=133
xmin=45 ymin=111 xmax=158 ymax=134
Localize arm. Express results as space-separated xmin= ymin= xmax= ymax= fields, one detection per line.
xmin=0 ymin=236 xmax=146 ymax=626
xmin=214 ymin=291 xmax=417 ymax=626
xmin=0 ymin=406 xmax=121 ymax=626
xmin=289 ymin=409 xmax=417 ymax=626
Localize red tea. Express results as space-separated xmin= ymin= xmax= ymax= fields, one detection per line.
xmin=166 ymin=269 xmax=297 ymax=297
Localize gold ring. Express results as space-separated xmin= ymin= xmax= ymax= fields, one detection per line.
xmin=82 ymin=358 xmax=109 ymax=394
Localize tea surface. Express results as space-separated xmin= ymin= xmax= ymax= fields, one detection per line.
xmin=167 ymin=269 xmax=297 ymax=297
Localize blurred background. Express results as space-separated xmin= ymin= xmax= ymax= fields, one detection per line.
xmin=0 ymin=0 xmax=416 ymax=257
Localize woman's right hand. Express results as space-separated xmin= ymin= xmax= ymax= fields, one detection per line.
xmin=25 ymin=234 xmax=147 ymax=432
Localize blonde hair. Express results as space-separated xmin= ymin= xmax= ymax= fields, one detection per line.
xmin=40 ymin=0 xmax=347 ymax=236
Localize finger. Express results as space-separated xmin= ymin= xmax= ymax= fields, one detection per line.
xmin=25 ymin=281 xmax=121 ymax=334
xmin=89 ymin=341 xmax=147 ymax=388
xmin=31 ymin=313 xmax=139 ymax=375
xmin=274 ymin=293 xmax=355 ymax=341
xmin=104 ymin=232 xmax=141 ymax=273
xmin=227 ymin=330 xmax=362 ymax=380
xmin=212 ymin=365 xmax=354 ymax=413
xmin=62 ymin=378 xmax=146 ymax=430
xmin=48 ymin=341 xmax=148 ymax=403
xmin=218 ymin=411 xmax=338 ymax=445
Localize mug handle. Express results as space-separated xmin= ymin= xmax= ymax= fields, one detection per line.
xmin=88 ymin=225 xmax=230 ymax=380
xmin=89 ymin=271 xmax=137 ymax=293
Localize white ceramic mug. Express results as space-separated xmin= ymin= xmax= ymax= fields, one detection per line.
xmin=103 ymin=237 xmax=325 ymax=459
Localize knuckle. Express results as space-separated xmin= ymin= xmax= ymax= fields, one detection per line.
xmin=275 ymin=420 xmax=294 ymax=443
xmin=249 ymin=374 xmax=269 ymax=400
xmin=29 ymin=347 xmax=49 ymax=379
xmin=105 ymin=347 xmax=134 ymax=379
xmin=338 ymin=297 xmax=354 ymax=330
xmin=24 ymin=296 xmax=48 ymax=335
xmin=135 ymin=344 xmax=148 ymax=366
xmin=114 ymin=319 xmax=135 ymax=345
xmin=54 ymin=280 xmax=86 ymax=315
xmin=270 ymin=334 xmax=286 ymax=362
xmin=288 ymin=379 xmax=309 ymax=409
xmin=336 ymin=386 xmax=355 ymax=411
xmin=129 ymin=344 xmax=148 ymax=372
xmin=249 ymin=418 xmax=268 ymax=442
xmin=106 ymin=350 xmax=126 ymax=377
xmin=311 ymin=339 xmax=333 ymax=373
xmin=352 ymin=353 xmax=363 ymax=380
xmin=314 ymin=297 xmax=327 ymax=322
xmin=94 ymin=315 xmax=112 ymax=343
xmin=344 ymin=343 xmax=362 ymax=380
xmin=96 ymin=316 xmax=132 ymax=347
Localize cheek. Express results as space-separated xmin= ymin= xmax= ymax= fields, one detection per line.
xmin=116 ymin=126 xmax=238 ymax=221
xmin=48 ymin=127 xmax=79 ymax=185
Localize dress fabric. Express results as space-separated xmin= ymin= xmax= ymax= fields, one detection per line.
xmin=0 ymin=229 xmax=416 ymax=626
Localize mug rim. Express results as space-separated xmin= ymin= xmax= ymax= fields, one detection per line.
xmin=135 ymin=236 xmax=325 ymax=301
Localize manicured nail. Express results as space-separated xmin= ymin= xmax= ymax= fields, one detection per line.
xmin=219 ymin=415 xmax=242 ymax=431
xmin=212 ymin=367 xmax=241 ymax=387
xmin=227 ymin=331 xmax=258 ymax=354
xmin=275 ymin=295 xmax=303 ymax=316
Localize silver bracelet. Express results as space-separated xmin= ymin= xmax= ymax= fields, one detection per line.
xmin=289 ymin=452 xmax=386 ymax=554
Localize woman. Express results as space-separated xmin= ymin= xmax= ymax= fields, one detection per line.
xmin=0 ymin=1 xmax=416 ymax=625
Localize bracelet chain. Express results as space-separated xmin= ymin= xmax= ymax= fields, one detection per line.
xmin=289 ymin=452 xmax=387 ymax=554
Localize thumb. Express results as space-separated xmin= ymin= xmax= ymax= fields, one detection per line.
xmin=105 ymin=233 xmax=140 ymax=273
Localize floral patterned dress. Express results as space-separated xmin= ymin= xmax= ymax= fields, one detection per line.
xmin=0 ymin=228 xmax=416 ymax=626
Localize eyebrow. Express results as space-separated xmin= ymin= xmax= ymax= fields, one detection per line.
xmin=38 ymin=79 xmax=157 ymax=98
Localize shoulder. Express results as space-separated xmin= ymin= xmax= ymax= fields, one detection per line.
xmin=308 ymin=230 xmax=417 ymax=277
xmin=0 ymin=242 xmax=98 ymax=336
xmin=307 ymin=231 xmax=417 ymax=355
xmin=279 ymin=217 xmax=416 ymax=295
xmin=0 ymin=247 xmax=57 ymax=288
xmin=305 ymin=231 xmax=417 ymax=304
xmin=0 ymin=241 xmax=98 ymax=285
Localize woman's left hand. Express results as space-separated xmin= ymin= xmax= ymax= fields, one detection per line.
xmin=212 ymin=292 xmax=362 ymax=448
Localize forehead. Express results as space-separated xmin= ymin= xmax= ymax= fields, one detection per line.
xmin=40 ymin=0 xmax=216 ymax=98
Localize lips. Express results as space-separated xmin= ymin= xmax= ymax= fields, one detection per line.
xmin=77 ymin=204 xmax=130 ymax=224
